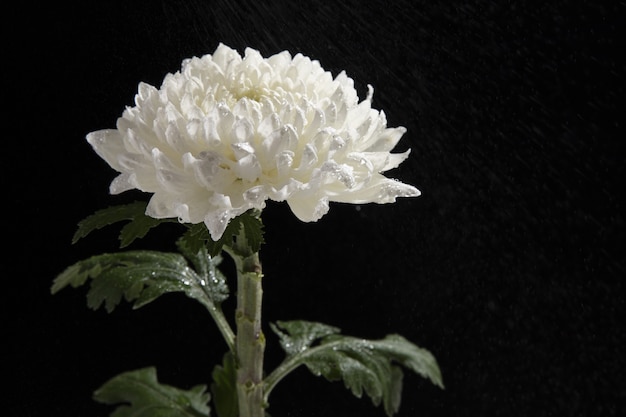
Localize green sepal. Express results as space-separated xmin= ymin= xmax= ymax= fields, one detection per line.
xmin=93 ymin=367 xmax=210 ymax=417
xmin=270 ymin=321 xmax=443 ymax=417
xmin=72 ymin=201 xmax=176 ymax=248
xmin=234 ymin=211 xmax=264 ymax=255
xmin=51 ymin=250 xmax=222 ymax=313
xmin=210 ymin=352 xmax=238 ymax=417
xmin=180 ymin=223 xmax=215 ymax=256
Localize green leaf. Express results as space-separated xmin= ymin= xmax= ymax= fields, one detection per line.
xmin=269 ymin=320 xmax=340 ymax=356
xmin=72 ymin=201 xmax=175 ymax=248
xmin=210 ymin=352 xmax=238 ymax=417
xmin=351 ymin=334 xmax=445 ymax=390
xmin=177 ymin=231 xmax=229 ymax=303
xmin=94 ymin=367 xmax=210 ymax=417
xmin=51 ymin=250 xmax=216 ymax=313
xmin=270 ymin=321 xmax=443 ymax=417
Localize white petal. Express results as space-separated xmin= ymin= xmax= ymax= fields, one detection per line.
xmin=261 ymin=125 xmax=297 ymax=163
xmin=86 ymin=130 xmax=127 ymax=172
xmin=364 ymin=127 xmax=407 ymax=152
xmin=268 ymin=178 xmax=300 ymax=201
xmin=243 ymin=185 xmax=266 ymax=204
xmin=232 ymin=142 xmax=255 ymax=160
xmin=287 ymin=193 xmax=330 ymax=222
xmin=204 ymin=211 xmax=231 ymax=241
xmin=212 ymin=44 xmax=242 ymax=70
xmin=321 ymin=161 xmax=355 ymax=189
xmin=330 ymin=176 xmax=420 ymax=204
xmin=349 ymin=150 xmax=411 ymax=173
xmin=184 ymin=151 xmax=228 ymax=190
xmin=145 ymin=193 xmax=187 ymax=220
xmin=296 ymin=144 xmax=318 ymax=170
xmin=150 ymin=149 xmax=196 ymax=195
xmin=231 ymin=117 xmax=254 ymax=143
xmin=109 ymin=173 xmax=136 ymax=194
xmin=236 ymin=154 xmax=262 ymax=182
xmin=379 ymin=149 xmax=411 ymax=172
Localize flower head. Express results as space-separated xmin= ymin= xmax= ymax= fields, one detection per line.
xmin=87 ymin=44 xmax=420 ymax=240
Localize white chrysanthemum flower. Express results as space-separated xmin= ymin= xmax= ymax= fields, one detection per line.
xmin=87 ymin=44 xmax=420 ymax=240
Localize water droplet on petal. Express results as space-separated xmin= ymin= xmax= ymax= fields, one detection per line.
xmin=244 ymin=186 xmax=265 ymax=203
xmin=276 ymin=151 xmax=294 ymax=177
xmin=330 ymin=135 xmax=346 ymax=151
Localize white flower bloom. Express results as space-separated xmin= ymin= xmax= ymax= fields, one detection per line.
xmin=87 ymin=44 xmax=420 ymax=240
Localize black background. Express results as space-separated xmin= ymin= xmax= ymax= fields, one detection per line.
xmin=6 ymin=1 xmax=624 ymax=416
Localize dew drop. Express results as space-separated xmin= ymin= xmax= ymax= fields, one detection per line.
xmin=244 ymin=186 xmax=264 ymax=203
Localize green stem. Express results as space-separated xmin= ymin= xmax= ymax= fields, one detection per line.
xmin=227 ymin=240 xmax=266 ymax=417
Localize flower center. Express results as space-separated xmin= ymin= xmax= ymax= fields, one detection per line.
xmin=234 ymin=86 xmax=266 ymax=102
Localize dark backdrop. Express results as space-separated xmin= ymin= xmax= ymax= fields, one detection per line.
xmin=7 ymin=1 xmax=624 ymax=416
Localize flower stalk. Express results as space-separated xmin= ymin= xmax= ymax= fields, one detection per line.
xmin=227 ymin=229 xmax=266 ymax=417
